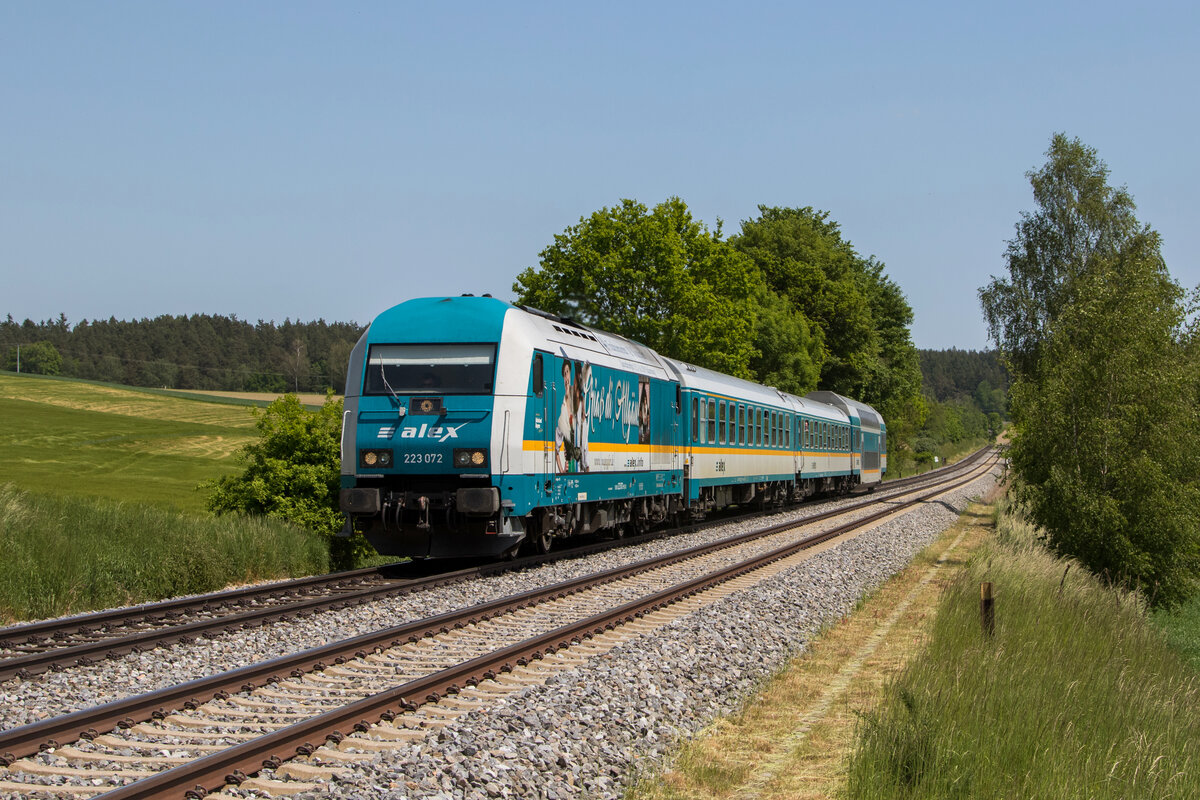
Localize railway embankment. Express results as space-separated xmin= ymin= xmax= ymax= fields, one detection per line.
xmin=631 ymin=485 xmax=1200 ymax=800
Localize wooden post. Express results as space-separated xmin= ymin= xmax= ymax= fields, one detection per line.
xmin=981 ymin=582 xmax=995 ymax=637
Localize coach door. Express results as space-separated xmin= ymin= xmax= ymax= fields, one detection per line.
xmin=532 ymin=352 xmax=554 ymax=477
xmin=672 ymin=383 xmax=682 ymax=473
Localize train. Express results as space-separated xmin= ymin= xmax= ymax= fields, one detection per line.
xmin=338 ymin=295 xmax=886 ymax=558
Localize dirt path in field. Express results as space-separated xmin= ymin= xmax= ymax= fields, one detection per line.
xmin=635 ymin=482 xmax=1005 ymax=800
xmin=170 ymin=389 xmax=339 ymax=406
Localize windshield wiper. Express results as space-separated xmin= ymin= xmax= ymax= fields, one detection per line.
xmin=379 ymin=362 xmax=405 ymax=418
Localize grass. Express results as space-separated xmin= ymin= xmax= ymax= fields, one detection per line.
xmin=1154 ymin=596 xmax=1200 ymax=672
xmin=0 ymin=483 xmax=329 ymax=623
xmin=625 ymin=493 xmax=996 ymax=800
xmin=0 ymin=372 xmax=256 ymax=513
xmin=0 ymin=372 xmax=345 ymax=621
xmin=844 ymin=500 xmax=1200 ymax=799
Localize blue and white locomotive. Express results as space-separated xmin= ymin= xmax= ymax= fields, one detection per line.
xmin=339 ymin=296 xmax=886 ymax=558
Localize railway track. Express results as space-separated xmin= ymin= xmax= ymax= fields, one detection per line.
xmin=0 ymin=448 xmax=990 ymax=683
xmin=0 ymin=451 xmax=999 ymax=798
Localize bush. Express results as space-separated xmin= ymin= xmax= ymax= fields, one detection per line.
xmin=204 ymin=393 xmax=374 ymax=568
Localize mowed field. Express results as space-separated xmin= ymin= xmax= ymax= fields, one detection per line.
xmin=0 ymin=373 xmax=261 ymax=513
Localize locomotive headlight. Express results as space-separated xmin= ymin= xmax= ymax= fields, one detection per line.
xmin=454 ymin=448 xmax=488 ymax=468
xmin=359 ymin=449 xmax=393 ymax=469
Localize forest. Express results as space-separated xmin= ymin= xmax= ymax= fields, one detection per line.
xmin=0 ymin=313 xmax=363 ymax=394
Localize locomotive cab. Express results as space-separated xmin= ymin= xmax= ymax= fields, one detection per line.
xmin=339 ymin=297 xmax=524 ymax=558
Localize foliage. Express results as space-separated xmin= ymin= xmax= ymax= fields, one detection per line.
xmin=513 ymin=198 xmax=761 ymax=378
xmin=0 ymin=312 xmax=363 ymax=392
xmin=204 ymin=393 xmax=372 ymax=567
xmin=980 ymin=134 xmax=1200 ymax=606
xmin=918 ymin=348 xmax=1008 ymax=407
xmin=515 ymin=198 xmax=925 ymax=463
xmin=980 ymin=134 xmax=1145 ymax=382
xmin=1 ymin=340 xmax=63 ymax=375
xmin=731 ymin=206 xmax=925 ymax=443
xmin=0 ymin=482 xmax=328 ymax=622
xmin=846 ymin=500 xmax=1200 ymax=799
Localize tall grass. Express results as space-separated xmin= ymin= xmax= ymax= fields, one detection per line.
xmin=0 ymin=483 xmax=329 ymax=623
xmin=845 ymin=500 xmax=1200 ymax=799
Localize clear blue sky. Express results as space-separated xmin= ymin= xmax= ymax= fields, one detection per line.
xmin=2 ymin=2 xmax=1196 ymax=350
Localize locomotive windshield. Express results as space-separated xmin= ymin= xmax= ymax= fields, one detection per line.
xmin=364 ymin=343 xmax=496 ymax=395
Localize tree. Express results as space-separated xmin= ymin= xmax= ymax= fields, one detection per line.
xmin=204 ymin=394 xmax=372 ymax=567
xmin=732 ymin=206 xmax=925 ymax=442
xmin=980 ymin=134 xmax=1144 ymax=381
xmin=980 ymin=134 xmax=1200 ymax=606
xmin=513 ymin=198 xmax=760 ymax=377
xmin=2 ymin=341 xmax=63 ymax=375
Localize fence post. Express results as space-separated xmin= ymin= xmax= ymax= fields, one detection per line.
xmin=981 ymin=582 xmax=995 ymax=637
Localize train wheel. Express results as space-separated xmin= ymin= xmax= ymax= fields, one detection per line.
xmin=522 ymin=518 xmax=553 ymax=556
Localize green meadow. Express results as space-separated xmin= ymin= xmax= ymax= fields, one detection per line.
xmin=0 ymin=373 xmax=331 ymax=621
xmin=0 ymin=372 xmax=258 ymax=513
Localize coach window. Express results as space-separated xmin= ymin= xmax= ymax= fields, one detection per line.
xmin=708 ymin=399 xmax=717 ymax=444
xmin=699 ymin=399 xmax=706 ymax=444
xmin=738 ymin=405 xmax=745 ymax=445
xmin=755 ymin=408 xmax=761 ymax=446
xmin=786 ymin=414 xmax=791 ymax=448
xmin=728 ymin=402 xmax=735 ymax=444
xmin=718 ymin=400 xmax=726 ymax=444
xmin=692 ymin=397 xmax=699 ymax=442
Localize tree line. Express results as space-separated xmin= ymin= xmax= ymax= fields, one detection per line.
xmin=0 ymin=314 xmax=364 ymax=394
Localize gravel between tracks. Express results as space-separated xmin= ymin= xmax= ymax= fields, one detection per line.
xmin=270 ymin=468 xmax=999 ymax=800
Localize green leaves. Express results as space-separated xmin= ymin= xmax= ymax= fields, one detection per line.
xmin=203 ymin=393 xmax=370 ymax=566
xmin=514 ymin=197 xmax=759 ymax=378
xmin=985 ymin=134 xmax=1200 ymax=606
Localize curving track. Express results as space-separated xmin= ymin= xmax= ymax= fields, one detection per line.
xmin=0 ymin=451 xmax=1000 ymax=798
xmin=0 ymin=450 xmax=991 ymax=684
